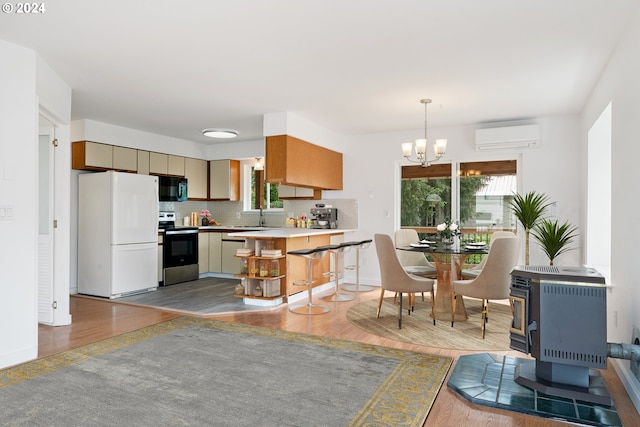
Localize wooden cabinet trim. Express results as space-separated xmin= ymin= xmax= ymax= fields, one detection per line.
xmin=72 ymin=141 xmax=113 ymax=171
xmin=209 ymin=159 xmax=240 ymax=201
xmin=265 ymin=135 xmax=342 ymax=190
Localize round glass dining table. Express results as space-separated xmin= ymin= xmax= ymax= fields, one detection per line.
xmin=397 ymin=242 xmax=488 ymax=322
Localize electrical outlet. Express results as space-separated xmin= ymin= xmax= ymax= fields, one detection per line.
xmin=631 ymin=326 xmax=640 ymax=381
xmin=236 ymin=212 xmax=241 ymax=219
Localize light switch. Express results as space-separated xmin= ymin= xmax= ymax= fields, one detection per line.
xmin=0 ymin=205 xmax=14 ymax=220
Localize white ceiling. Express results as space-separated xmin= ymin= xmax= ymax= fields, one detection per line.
xmin=1 ymin=0 xmax=638 ymax=144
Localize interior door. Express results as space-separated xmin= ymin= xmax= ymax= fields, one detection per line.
xmin=37 ymin=126 xmax=54 ymax=324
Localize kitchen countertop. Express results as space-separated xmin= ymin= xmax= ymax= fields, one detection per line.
xmin=198 ymin=226 xmax=273 ymax=232
xmin=227 ymin=228 xmax=356 ymax=238
xmin=159 ymin=226 xmax=270 ymax=234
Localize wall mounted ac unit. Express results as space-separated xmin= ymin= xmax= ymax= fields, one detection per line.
xmin=475 ymin=124 xmax=540 ymax=151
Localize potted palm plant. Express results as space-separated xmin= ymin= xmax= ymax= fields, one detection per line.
xmin=531 ymin=219 xmax=578 ymax=265
xmin=508 ymin=191 xmax=551 ymax=265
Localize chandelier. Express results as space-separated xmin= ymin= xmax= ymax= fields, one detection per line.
xmin=401 ymin=99 xmax=447 ymax=167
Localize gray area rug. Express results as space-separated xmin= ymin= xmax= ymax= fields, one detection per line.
xmin=1 ymin=318 xmax=452 ymax=426
xmin=116 ymin=277 xmax=258 ymax=314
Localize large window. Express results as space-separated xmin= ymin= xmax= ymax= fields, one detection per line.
xmin=401 ymin=163 xmax=452 ymax=227
xmin=400 ymin=160 xmax=517 ymax=237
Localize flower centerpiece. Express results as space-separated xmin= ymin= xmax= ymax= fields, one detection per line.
xmin=436 ymin=218 xmax=460 ymax=244
xmin=199 ymin=209 xmax=220 ymax=226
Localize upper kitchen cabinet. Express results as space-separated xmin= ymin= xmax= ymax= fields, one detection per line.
xmin=168 ymin=155 xmax=185 ymax=176
xmin=148 ymin=153 xmax=185 ymax=177
xmin=149 ymin=152 xmax=168 ymax=175
xmin=112 ymin=146 xmax=137 ymax=172
xmin=72 ymin=141 xmax=113 ymax=171
xmin=278 ymin=184 xmax=321 ymax=200
xmin=209 ymin=159 xmax=240 ymax=201
xmin=265 ymin=135 xmax=342 ymax=190
xmin=184 ymin=157 xmax=208 ymax=200
xmin=150 ymin=152 xmax=185 ymax=176
xmin=137 ymin=150 xmax=150 ymax=174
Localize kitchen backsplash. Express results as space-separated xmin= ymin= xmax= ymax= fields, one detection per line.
xmin=159 ymin=198 xmax=358 ymax=229
xmin=284 ymin=199 xmax=358 ymax=229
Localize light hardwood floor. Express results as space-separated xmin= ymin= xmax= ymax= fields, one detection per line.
xmin=39 ymin=291 xmax=639 ymax=426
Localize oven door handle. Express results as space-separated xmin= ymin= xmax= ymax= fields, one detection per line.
xmin=165 ymin=228 xmax=199 ymax=236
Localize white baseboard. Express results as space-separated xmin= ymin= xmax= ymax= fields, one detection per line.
xmin=611 ymin=358 xmax=640 ymax=415
xmin=287 ymin=282 xmax=335 ymax=304
xmin=0 ymin=346 xmax=37 ymax=370
xmin=242 ymin=296 xmax=284 ymax=307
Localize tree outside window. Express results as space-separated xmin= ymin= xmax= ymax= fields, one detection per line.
xmin=251 ymin=168 xmax=283 ymax=210
xmin=400 ymin=160 xmax=516 ymax=233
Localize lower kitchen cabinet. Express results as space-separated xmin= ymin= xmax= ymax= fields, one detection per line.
xmin=198 ymin=231 xmax=209 ymax=274
xmin=208 ymin=232 xmax=222 ymax=273
xmin=199 ymin=231 xmax=269 ymax=276
xmin=221 ymin=239 xmax=243 ymax=274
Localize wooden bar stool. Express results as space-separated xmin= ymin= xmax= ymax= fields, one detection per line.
xmin=342 ymin=239 xmax=374 ymax=292
xmin=287 ymin=247 xmax=330 ymax=314
xmin=320 ymin=243 xmax=355 ymax=302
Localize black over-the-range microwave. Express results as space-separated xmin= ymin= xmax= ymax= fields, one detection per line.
xmin=158 ymin=176 xmax=188 ymax=202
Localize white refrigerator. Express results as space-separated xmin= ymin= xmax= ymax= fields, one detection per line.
xmin=78 ymin=171 xmax=159 ymax=298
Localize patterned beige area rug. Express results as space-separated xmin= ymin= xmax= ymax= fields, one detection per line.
xmin=347 ymin=297 xmax=512 ymax=351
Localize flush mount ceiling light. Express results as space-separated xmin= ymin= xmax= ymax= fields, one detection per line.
xmin=402 ymin=98 xmax=447 ymax=167
xmin=202 ymin=128 xmax=238 ymax=139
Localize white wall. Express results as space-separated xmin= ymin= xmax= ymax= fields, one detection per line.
xmin=263 ymin=111 xmax=347 ymax=152
xmin=71 ymin=119 xmax=207 ymax=159
xmin=581 ymin=7 xmax=640 ymax=410
xmin=335 ymin=116 xmax=583 ymax=285
xmin=0 ymin=40 xmax=39 ymax=369
xmin=37 ymin=55 xmax=73 ymax=327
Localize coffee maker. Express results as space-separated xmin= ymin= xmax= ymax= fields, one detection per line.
xmin=310 ymin=207 xmax=338 ymax=229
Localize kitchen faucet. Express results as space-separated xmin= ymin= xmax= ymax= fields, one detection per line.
xmin=259 ymin=206 xmax=266 ymax=227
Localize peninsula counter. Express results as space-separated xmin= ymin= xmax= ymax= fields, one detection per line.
xmin=228 ymin=228 xmax=356 ymax=303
